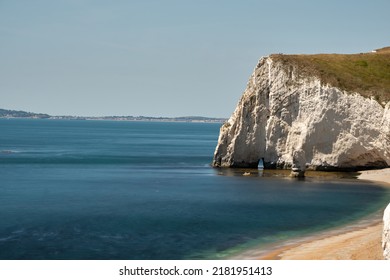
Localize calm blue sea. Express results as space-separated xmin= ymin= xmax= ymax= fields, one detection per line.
xmin=0 ymin=119 xmax=388 ymax=260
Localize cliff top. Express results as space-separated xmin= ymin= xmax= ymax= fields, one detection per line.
xmin=270 ymin=47 xmax=390 ymax=105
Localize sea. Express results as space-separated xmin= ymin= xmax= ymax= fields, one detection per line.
xmin=0 ymin=119 xmax=389 ymax=260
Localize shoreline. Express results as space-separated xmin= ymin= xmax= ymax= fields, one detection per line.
xmin=230 ymin=168 xmax=390 ymax=260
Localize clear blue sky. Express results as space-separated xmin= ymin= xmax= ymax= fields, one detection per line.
xmin=1 ymin=0 xmax=389 ymax=117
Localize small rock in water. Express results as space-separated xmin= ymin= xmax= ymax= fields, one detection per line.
xmin=290 ymin=170 xmax=305 ymax=178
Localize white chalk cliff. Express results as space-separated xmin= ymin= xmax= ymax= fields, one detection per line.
xmin=213 ymin=54 xmax=390 ymax=171
xmin=384 ymin=203 xmax=390 ymax=260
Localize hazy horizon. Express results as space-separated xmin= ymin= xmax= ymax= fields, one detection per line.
xmin=0 ymin=107 xmax=228 ymax=119
xmin=1 ymin=0 xmax=389 ymax=118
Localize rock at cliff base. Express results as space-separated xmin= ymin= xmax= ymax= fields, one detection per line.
xmin=290 ymin=170 xmax=305 ymax=178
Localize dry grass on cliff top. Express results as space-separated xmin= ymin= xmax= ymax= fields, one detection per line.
xmin=271 ymin=47 xmax=390 ymax=105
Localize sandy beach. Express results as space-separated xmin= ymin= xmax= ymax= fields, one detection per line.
xmin=255 ymin=168 xmax=390 ymax=260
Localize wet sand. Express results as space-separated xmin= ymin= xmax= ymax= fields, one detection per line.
xmin=232 ymin=169 xmax=390 ymax=260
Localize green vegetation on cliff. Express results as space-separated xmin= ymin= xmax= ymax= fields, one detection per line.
xmin=271 ymin=47 xmax=390 ymax=105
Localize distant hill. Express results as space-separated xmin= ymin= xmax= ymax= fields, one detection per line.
xmin=0 ymin=108 xmax=226 ymax=123
xmin=0 ymin=109 xmax=50 ymax=119
xmin=271 ymin=47 xmax=390 ymax=106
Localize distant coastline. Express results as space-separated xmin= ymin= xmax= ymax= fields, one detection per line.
xmin=0 ymin=108 xmax=226 ymax=123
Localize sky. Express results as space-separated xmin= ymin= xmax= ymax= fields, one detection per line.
xmin=1 ymin=0 xmax=389 ymax=118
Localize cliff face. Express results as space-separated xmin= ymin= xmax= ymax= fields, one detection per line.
xmin=213 ymin=54 xmax=390 ymax=171
xmin=384 ymin=203 xmax=390 ymax=260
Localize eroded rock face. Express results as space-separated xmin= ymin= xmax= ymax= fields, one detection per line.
xmin=212 ymin=56 xmax=390 ymax=171
xmin=384 ymin=203 xmax=390 ymax=260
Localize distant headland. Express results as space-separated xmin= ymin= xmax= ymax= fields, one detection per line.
xmin=0 ymin=108 xmax=226 ymax=123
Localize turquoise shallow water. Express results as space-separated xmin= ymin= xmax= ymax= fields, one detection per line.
xmin=0 ymin=119 xmax=389 ymax=259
